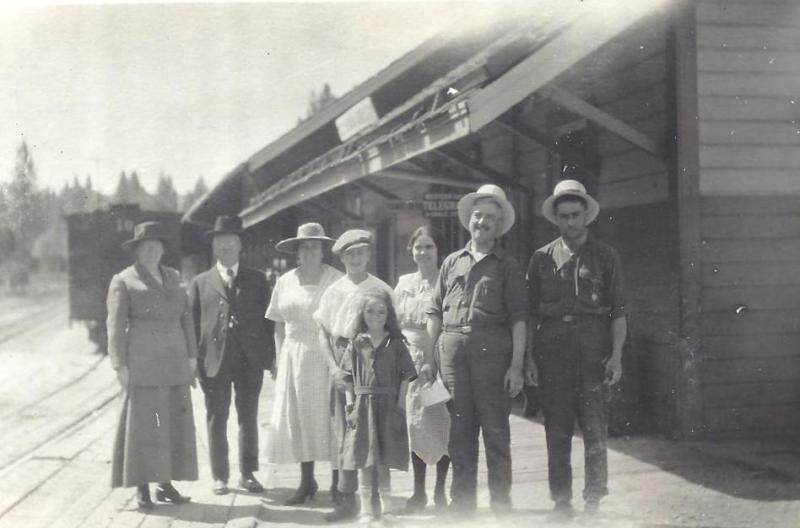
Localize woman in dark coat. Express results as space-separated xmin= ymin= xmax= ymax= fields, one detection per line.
xmin=107 ymin=221 xmax=199 ymax=510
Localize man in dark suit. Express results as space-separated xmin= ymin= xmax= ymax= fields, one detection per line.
xmin=189 ymin=215 xmax=274 ymax=495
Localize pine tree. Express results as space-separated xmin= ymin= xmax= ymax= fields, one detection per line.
xmin=114 ymin=171 xmax=130 ymax=203
xmin=6 ymin=141 xmax=45 ymax=257
xmin=180 ymin=176 xmax=209 ymax=212
xmin=155 ymin=173 xmax=179 ymax=211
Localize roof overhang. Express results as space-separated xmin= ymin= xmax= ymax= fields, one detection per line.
xmin=239 ymin=0 xmax=670 ymax=227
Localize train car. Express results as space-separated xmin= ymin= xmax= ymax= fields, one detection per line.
xmin=65 ymin=203 xmax=182 ymax=352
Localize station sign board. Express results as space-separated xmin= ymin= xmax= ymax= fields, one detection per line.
xmin=423 ymin=192 xmax=459 ymax=218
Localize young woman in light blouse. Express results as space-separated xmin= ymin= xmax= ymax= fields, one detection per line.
xmin=394 ymin=226 xmax=450 ymax=512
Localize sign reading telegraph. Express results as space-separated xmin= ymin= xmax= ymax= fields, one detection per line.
xmin=423 ymin=193 xmax=459 ymax=218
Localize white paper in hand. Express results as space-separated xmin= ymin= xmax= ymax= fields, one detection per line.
xmin=419 ymin=377 xmax=451 ymax=407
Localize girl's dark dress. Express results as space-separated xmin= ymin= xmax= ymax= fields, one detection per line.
xmin=339 ymin=334 xmax=416 ymax=471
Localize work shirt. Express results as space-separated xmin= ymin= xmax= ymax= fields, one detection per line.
xmin=527 ymin=236 xmax=626 ymax=325
xmin=427 ymin=241 xmax=528 ymax=329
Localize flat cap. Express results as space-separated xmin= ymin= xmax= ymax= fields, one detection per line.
xmin=332 ymin=229 xmax=373 ymax=256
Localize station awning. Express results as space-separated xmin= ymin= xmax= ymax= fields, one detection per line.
xmin=239 ymin=0 xmax=668 ymax=228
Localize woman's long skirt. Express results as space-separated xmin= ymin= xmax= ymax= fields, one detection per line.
xmin=111 ymin=384 xmax=198 ymax=487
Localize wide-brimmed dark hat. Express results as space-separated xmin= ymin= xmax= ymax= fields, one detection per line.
xmin=121 ymin=221 xmax=172 ymax=251
xmin=276 ymin=222 xmax=335 ymax=254
xmin=204 ymin=215 xmax=243 ymax=241
xmin=332 ymin=229 xmax=373 ymax=256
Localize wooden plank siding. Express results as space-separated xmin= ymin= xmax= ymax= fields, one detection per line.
xmin=696 ymin=0 xmax=800 ymax=436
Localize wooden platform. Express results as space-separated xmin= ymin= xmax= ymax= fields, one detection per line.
xmin=0 ymin=298 xmax=799 ymax=527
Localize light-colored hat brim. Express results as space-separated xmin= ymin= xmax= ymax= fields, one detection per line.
xmin=275 ymin=236 xmax=335 ymax=254
xmin=334 ymin=241 xmax=371 ymax=256
xmin=542 ymin=191 xmax=600 ymax=225
xmin=457 ymin=192 xmax=516 ymax=235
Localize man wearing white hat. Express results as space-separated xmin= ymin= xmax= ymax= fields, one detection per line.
xmin=424 ymin=184 xmax=527 ymax=516
xmin=526 ymin=179 xmax=627 ymax=520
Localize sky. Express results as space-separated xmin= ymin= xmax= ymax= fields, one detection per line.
xmin=0 ymin=1 xmax=471 ymax=195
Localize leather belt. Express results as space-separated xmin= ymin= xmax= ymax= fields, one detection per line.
xmin=443 ymin=324 xmax=505 ymax=334
xmin=354 ymin=386 xmax=396 ymax=396
xmin=546 ymin=314 xmax=606 ymax=323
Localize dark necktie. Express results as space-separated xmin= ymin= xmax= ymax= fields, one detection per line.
xmin=225 ymin=269 xmax=235 ymax=299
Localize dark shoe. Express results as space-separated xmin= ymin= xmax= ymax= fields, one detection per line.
xmin=155 ymin=482 xmax=190 ymax=504
xmin=325 ymin=492 xmax=359 ymax=522
xmin=239 ymin=474 xmax=265 ymax=493
xmin=400 ymin=492 xmax=427 ymax=514
xmin=285 ymin=479 xmax=319 ymax=505
xmin=212 ymin=480 xmax=229 ymax=495
xmin=547 ymin=501 xmax=574 ymax=523
xmin=136 ymin=484 xmax=153 ymax=511
xmin=433 ymin=488 xmax=447 ymax=511
xmin=584 ymin=498 xmax=600 ymax=515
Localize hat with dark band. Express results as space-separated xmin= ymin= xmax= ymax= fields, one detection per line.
xmin=204 ymin=215 xmax=243 ymax=241
xmin=121 ymin=221 xmax=172 ymax=251
xmin=332 ymin=229 xmax=373 ymax=256
xmin=276 ymin=222 xmax=335 ymax=253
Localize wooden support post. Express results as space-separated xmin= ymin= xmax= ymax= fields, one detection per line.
xmin=672 ymin=2 xmax=704 ymax=440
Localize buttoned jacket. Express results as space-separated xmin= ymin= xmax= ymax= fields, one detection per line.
xmin=189 ymin=264 xmax=274 ymax=378
xmin=106 ymin=263 xmax=197 ymax=386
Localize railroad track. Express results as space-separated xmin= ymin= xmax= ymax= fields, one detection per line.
xmin=0 ymin=297 xmax=66 ymax=346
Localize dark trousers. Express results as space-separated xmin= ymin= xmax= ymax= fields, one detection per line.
xmin=200 ymin=336 xmax=263 ymax=482
xmin=535 ymin=319 xmax=609 ymax=503
xmin=439 ymin=328 xmax=512 ymax=511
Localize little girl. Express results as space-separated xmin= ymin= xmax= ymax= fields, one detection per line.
xmin=338 ymin=289 xmax=416 ymax=521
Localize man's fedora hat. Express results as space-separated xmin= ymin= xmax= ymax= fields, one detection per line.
xmin=332 ymin=229 xmax=373 ymax=256
xmin=275 ymin=222 xmax=335 ymax=253
xmin=121 ymin=221 xmax=172 ymax=251
xmin=457 ymin=184 xmax=516 ymax=235
xmin=541 ymin=179 xmax=600 ymax=225
xmin=204 ymin=215 xmax=243 ymax=241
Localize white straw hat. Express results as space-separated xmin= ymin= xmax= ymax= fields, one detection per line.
xmin=457 ymin=184 xmax=516 ymax=235
xmin=541 ymin=179 xmax=600 ymax=225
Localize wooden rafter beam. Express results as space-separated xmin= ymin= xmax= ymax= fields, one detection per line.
xmin=432 ymin=147 xmax=527 ymax=190
xmin=494 ymin=115 xmax=591 ymax=165
xmin=541 ymin=86 xmax=662 ymax=158
xmin=376 ymin=168 xmax=480 ymax=190
xmin=353 ymin=180 xmax=402 ymax=201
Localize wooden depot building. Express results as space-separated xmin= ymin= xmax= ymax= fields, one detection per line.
xmin=184 ymin=0 xmax=800 ymax=440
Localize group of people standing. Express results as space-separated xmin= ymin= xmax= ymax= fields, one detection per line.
xmin=106 ymin=178 xmax=627 ymax=524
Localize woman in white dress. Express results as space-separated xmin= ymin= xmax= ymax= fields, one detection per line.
xmin=265 ymin=223 xmax=342 ymax=505
xmin=395 ymin=226 xmax=451 ymax=512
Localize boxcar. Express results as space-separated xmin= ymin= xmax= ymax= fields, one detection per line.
xmin=66 ymin=203 xmax=182 ymax=352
